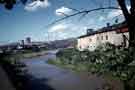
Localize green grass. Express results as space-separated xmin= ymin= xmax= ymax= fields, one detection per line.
xmin=47 ymin=58 xmax=90 ymax=72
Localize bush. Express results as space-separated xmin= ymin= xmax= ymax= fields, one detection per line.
xmin=0 ymin=53 xmax=28 ymax=90
xmin=50 ymin=43 xmax=135 ymax=90
xmin=87 ymin=43 xmax=135 ymax=90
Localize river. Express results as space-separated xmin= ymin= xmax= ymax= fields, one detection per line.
xmin=21 ymin=51 xmax=110 ymax=90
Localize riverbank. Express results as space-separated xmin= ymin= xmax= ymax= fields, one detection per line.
xmin=47 ymin=46 xmax=129 ymax=90
xmin=12 ymin=51 xmax=49 ymax=59
xmin=0 ymin=50 xmax=49 ymax=90
xmin=0 ymin=50 xmax=124 ymax=90
xmin=0 ymin=66 xmax=16 ymax=90
xmin=0 ymin=49 xmax=59 ymax=90
xmin=47 ymin=58 xmax=124 ymax=90
xmin=22 ymin=55 xmax=123 ymax=90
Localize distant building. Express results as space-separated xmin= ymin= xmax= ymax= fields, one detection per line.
xmin=77 ymin=22 xmax=129 ymax=51
xmin=26 ymin=37 xmax=31 ymax=44
xmin=20 ymin=40 xmax=25 ymax=46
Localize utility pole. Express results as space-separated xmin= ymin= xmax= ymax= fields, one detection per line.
xmin=47 ymin=31 xmax=50 ymax=42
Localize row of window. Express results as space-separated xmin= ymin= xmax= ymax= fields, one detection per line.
xmin=87 ymin=46 xmax=96 ymax=48
xmin=79 ymin=35 xmax=109 ymax=49
xmin=98 ymin=35 xmax=108 ymax=40
xmin=89 ymin=35 xmax=108 ymax=42
xmin=79 ymin=45 xmax=96 ymax=49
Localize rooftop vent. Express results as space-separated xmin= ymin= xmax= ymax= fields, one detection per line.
xmin=106 ymin=23 xmax=110 ymax=27
xmin=87 ymin=29 xmax=94 ymax=35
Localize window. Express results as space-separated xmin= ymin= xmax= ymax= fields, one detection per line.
xmin=106 ymin=35 xmax=108 ymax=40
xmin=101 ymin=36 xmax=103 ymax=40
xmin=97 ymin=36 xmax=99 ymax=40
xmin=89 ymin=38 xmax=92 ymax=42
xmin=79 ymin=46 xmax=82 ymax=49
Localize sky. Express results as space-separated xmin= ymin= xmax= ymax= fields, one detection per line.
xmin=0 ymin=0 xmax=129 ymax=45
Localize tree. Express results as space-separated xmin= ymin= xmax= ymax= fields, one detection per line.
xmin=117 ymin=0 xmax=135 ymax=47
xmin=0 ymin=0 xmax=16 ymax=10
xmin=87 ymin=43 xmax=135 ymax=90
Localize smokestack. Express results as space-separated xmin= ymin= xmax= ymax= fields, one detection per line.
xmin=106 ymin=22 xmax=110 ymax=27
xmin=87 ymin=29 xmax=94 ymax=35
xmin=115 ymin=18 xmax=119 ymax=24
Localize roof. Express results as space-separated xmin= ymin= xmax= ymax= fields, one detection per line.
xmin=78 ymin=21 xmax=128 ymax=38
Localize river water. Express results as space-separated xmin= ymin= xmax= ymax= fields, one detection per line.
xmin=22 ymin=52 xmax=108 ymax=90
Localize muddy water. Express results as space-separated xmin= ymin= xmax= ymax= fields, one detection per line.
xmin=23 ymin=53 xmax=106 ymax=90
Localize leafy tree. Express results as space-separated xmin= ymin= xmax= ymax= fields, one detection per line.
xmin=117 ymin=0 xmax=135 ymax=47
xmin=0 ymin=0 xmax=21 ymax=10
xmin=86 ymin=43 xmax=135 ymax=90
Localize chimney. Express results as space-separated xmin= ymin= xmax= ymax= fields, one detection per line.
xmin=106 ymin=22 xmax=110 ymax=27
xmin=115 ymin=18 xmax=119 ymax=24
xmin=87 ymin=29 xmax=94 ymax=35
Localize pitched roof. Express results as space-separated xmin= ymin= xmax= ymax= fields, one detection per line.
xmin=78 ymin=21 xmax=127 ymax=38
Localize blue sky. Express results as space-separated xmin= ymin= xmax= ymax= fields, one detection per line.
xmin=0 ymin=0 xmax=128 ymax=44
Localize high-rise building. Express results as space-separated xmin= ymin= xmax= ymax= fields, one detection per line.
xmin=20 ymin=40 xmax=25 ymax=45
xmin=26 ymin=37 xmax=31 ymax=44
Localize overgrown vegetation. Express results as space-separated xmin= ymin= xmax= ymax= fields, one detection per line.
xmin=48 ymin=43 xmax=135 ymax=90
xmin=0 ymin=53 xmax=28 ymax=90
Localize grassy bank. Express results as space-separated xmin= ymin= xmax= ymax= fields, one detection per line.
xmin=48 ymin=58 xmax=91 ymax=72
xmin=14 ymin=50 xmax=48 ymax=59
xmin=47 ymin=55 xmax=124 ymax=90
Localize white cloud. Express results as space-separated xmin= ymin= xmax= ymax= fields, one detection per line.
xmin=48 ymin=22 xmax=87 ymax=40
xmin=99 ymin=16 xmax=105 ymax=21
xmin=49 ymin=23 xmax=68 ymax=32
xmin=48 ymin=23 xmax=70 ymax=40
xmin=57 ymin=32 xmax=69 ymax=39
xmin=107 ymin=10 xmax=122 ymax=19
xmin=55 ymin=6 xmax=72 ymax=16
xmin=107 ymin=5 xmax=131 ymax=19
xmin=24 ymin=0 xmax=50 ymax=11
